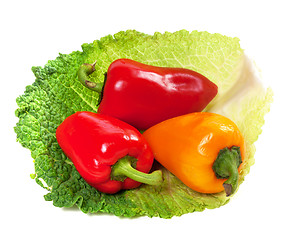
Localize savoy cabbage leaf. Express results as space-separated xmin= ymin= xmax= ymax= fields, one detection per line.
xmin=15 ymin=30 xmax=272 ymax=218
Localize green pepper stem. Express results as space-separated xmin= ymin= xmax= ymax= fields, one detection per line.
xmin=111 ymin=156 xmax=163 ymax=186
xmin=212 ymin=146 xmax=242 ymax=197
xmin=77 ymin=61 xmax=103 ymax=93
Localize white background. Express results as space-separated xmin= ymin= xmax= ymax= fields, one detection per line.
xmin=1 ymin=0 xmax=291 ymax=239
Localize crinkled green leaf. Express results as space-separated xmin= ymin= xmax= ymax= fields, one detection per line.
xmin=15 ymin=30 xmax=272 ymax=218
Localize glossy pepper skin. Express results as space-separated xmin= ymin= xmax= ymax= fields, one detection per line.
xmin=56 ymin=111 xmax=162 ymax=194
xmin=143 ymin=112 xmax=245 ymax=196
xmin=78 ymin=59 xmax=218 ymax=130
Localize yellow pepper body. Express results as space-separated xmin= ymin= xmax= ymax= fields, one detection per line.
xmin=143 ymin=112 xmax=245 ymax=195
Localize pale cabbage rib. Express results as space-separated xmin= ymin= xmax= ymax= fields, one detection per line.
xmin=208 ymin=54 xmax=260 ymax=115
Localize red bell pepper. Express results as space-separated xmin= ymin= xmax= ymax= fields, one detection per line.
xmin=56 ymin=111 xmax=163 ymax=194
xmin=78 ymin=58 xmax=218 ymax=130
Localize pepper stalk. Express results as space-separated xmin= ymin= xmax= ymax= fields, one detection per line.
xmin=77 ymin=61 xmax=104 ymax=93
xmin=212 ymin=146 xmax=242 ymax=196
xmin=111 ymin=156 xmax=163 ymax=186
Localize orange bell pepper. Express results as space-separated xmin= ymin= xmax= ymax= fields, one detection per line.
xmin=143 ymin=112 xmax=245 ymax=196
